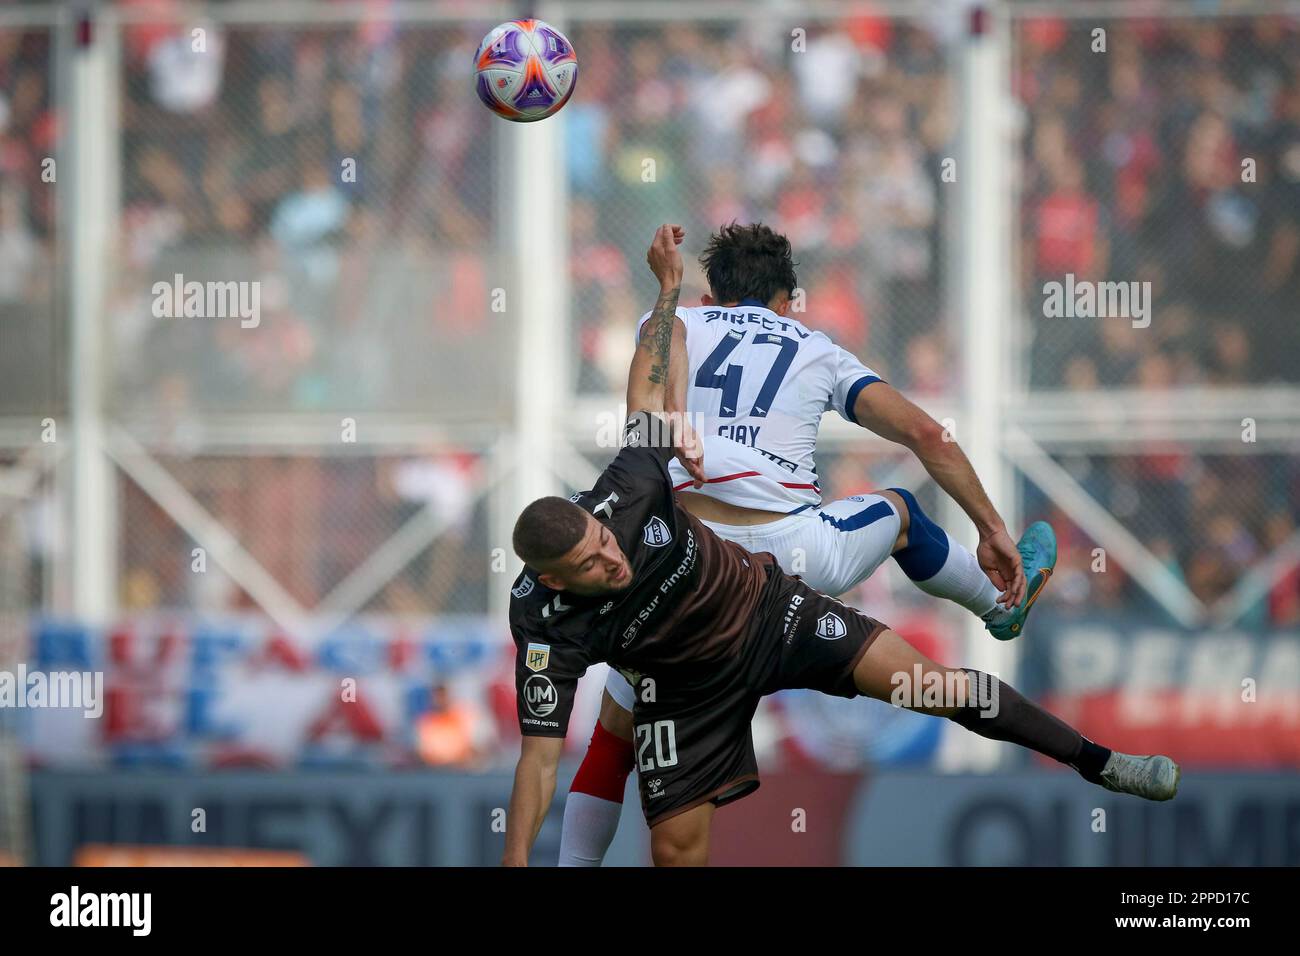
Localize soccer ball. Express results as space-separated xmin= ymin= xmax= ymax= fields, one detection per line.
xmin=473 ymin=19 xmax=578 ymax=122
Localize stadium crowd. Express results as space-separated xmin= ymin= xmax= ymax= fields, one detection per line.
xmin=0 ymin=8 xmax=1296 ymax=630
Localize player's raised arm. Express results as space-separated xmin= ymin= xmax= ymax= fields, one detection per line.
xmin=851 ymin=380 xmax=1027 ymax=608
xmin=662 ymin=302 xmax=706 ymax=484
xmin=627 ymin=224 xmax=685 ymax=416
xmin=502 ymin=733 xmax=563 ymax=866
xmin=626 ymin=224 xmax=704 ymax=486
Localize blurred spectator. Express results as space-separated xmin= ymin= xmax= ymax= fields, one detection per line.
xmin=416 ymin=680 xmax=497 ymax=766
xmin=2 ymin=8 xmax=1292 ymax=669
xmin=146 ymin=19 xmax=225 ymax=113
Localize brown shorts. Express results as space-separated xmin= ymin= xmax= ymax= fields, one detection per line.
xmin=630 ymin=571 xmax=887 ymax=826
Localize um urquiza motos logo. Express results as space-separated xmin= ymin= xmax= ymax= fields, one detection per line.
xmin=1042 ymin=273 xmax=1151 ymax=329
xmin=152 ymin=273 xmax=261 ymax=328
xmin=0 ymin=665 xmax=103 ymax=718
xmin=50 ymin=886 xmax=151 ymax=936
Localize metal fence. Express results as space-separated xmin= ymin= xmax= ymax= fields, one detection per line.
xmin=110 ymin=18 xmax=513 ymax=419
xmin=1009 ymin=7 xmax=1300 ymax=630
xmin=562 ymin=13 xmax=957 ymax=396
xmin=0 ymin=20 xmax=61 ymax=418
xmin=0 ymin=1 xmax=1296 ymax=794
xmin=1015 ymin=12 xmax=1300 ymax=389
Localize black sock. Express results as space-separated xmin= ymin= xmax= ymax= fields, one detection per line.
xmin=1069 ymin=737 xmax=1112 ymax=784
xmin=947 ymin=669 xmax=1111 ymax=782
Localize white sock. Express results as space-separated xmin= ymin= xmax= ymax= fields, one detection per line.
xmin=558 ymin=791 xmax=623 ymax=867
xmin=910 ymin=532 xmax=1011 ymax=624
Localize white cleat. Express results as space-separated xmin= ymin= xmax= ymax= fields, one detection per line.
xmin=1099 ymin=752 xmax=1181 ymax=801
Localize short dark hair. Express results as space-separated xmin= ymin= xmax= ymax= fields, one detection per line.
xmin=513 ymin=496 xmax=589 ymax=567
xmin=699 ymin=222 xmax=797 ymax=306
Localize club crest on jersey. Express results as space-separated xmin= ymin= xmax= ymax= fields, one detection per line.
xmin=643 ymin=515 xmax=672 ymax=547
xmin=816 ymin=612 xmax=847 ymax=641
xmin=525 ymin=642 xmax=550 ymax=672
xmin=511 ymin=576 xmax=534 ymax=599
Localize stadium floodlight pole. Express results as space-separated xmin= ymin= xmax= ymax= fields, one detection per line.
xmin=493 ymin=5 xmax=571 ymax=623
xmin=65 ymin=5 xmax=120 ymax=625
xmin=945 ymin=0 xmax=1016 ymax=773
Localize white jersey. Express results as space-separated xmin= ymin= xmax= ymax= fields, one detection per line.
xmin=637 ymin=301 xmax=882 ymax=512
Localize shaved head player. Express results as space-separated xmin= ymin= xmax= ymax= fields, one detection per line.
xmin=501 ymin=225 xmax=1179 ymax=867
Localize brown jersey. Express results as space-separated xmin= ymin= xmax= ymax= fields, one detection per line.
xmin=508 ymin=411 xmax=776 ymax=737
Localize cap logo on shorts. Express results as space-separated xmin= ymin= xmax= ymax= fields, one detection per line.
xmin=816 ymin=612 xmax=847 ymax=640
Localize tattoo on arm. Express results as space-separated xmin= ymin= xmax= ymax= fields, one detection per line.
xmin=640 ymin=285 xmax=680 ymax=386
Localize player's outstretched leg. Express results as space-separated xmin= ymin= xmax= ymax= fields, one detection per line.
xmin=882 ymin=488 xmax=1018 ymax=634
xmin=852 ymin=629 xmax=1180 ymax=801
xmin=558 ymin=687 xmax=635 ymax=867
xmin=883 ymin=490 xmax=1059 ymax=641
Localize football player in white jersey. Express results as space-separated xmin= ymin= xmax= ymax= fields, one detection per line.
xmin=558 ymin=223 xmax=1059 ymax=865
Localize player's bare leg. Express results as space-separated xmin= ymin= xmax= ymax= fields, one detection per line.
xmin=649 ymin=801 xmax=714 ymax=866
xmin=598 ymin=689 xmax=635 ymax=740
xmin=851 ymin=628 xmax=970 ymax=717
xmin=558 ymin=689 xmax=635 ymax=866
xmin=850 ymin=629 xmax=1180 ymax=801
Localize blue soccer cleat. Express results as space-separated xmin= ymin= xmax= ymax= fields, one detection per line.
xmin=985 ymin=520 xmax=1057 ymax=641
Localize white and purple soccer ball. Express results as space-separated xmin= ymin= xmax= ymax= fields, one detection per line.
xmin=473 ymin=19 xmax=578 ymax=122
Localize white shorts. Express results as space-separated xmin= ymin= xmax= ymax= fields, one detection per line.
xmin=604 ymin=493 xmax=902 ymax=711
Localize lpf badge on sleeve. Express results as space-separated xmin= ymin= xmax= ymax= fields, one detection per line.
xmin=526 ymin=642 xmax=551 ymax=672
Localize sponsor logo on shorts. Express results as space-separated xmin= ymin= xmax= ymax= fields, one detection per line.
xmin=646 ymin=777 xmax=665 ymax=798
xmin=525 ymin=643 xmax=550 ymax=672
xmin=511 ymin=576 xmax=534 ymax=599
xmin=816 ymin=612 xmax=847 ymax=640
xmin=643 ymin=515 xmax=672 ymax=547
xmin=524 ymin=674 xmax=558 ymax=717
